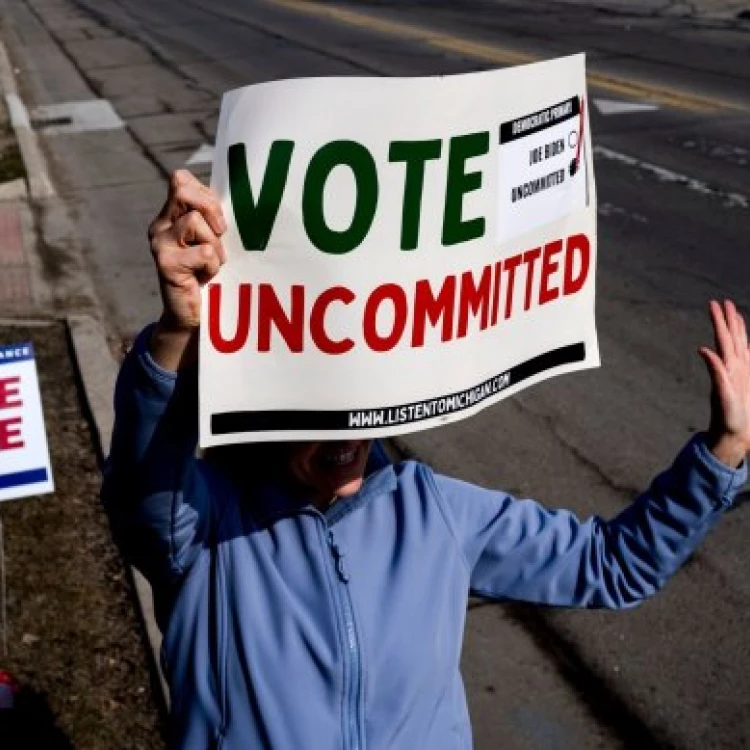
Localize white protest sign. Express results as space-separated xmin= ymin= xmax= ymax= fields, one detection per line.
xmin=0 ymin=342 xmax=54 ymax=502
xmin=200 ymin=53 xmax=598 ymax=446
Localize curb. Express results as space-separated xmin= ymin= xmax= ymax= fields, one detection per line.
xmin=67 ymin=314 xmax=170 ymax=711
xmin=0 ymin=38 xmax=55 ymax=200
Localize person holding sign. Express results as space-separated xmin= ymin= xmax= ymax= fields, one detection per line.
xmin=104 ymin=171 xmax=747 ymax=750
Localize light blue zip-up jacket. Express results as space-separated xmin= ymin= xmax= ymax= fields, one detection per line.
xmin=103 ymin=327 xmax=746 ymax=750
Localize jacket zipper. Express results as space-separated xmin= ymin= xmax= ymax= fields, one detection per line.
xmin=327 ymin=528 xmax=363 ymax=750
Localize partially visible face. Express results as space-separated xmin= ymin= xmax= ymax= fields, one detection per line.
xmin=287 ymin=440 xmax=372 ymax=505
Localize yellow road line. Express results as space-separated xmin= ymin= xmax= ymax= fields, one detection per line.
xmin=271 ymin=0 xmax=742 ymax=113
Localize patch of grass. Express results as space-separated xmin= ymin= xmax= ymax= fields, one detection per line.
xmin=0 ymin=142 xmax=26 ymax=183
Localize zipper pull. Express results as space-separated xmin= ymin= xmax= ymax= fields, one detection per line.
xmin=327 ymin=530 xmax=350 ymax=584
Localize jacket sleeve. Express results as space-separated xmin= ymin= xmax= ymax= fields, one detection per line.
xmin=101 ymin=325 xmax=213 ymax=590
xmin=430 ymin=436 xmax=746 ymax=608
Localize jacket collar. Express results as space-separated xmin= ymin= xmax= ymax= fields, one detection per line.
xmin=251 ymin=441 xmax=398 ymax=527
xmin=325 ymin=464 xmax=398 ymax=525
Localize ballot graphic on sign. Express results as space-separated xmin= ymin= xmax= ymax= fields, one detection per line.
xmin=497 ymin=96 xmax=588 ymax=243
xmin=0 ymin=343 xmax=54 ymax=503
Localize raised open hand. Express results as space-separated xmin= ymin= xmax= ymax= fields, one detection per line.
xmin=698 ymin=299 xmax=750 ymax=468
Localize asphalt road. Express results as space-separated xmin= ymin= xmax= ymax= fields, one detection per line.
xmin=3 ymin=0 xmax=749 ymax=747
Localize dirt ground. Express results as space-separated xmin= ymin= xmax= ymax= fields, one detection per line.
xmin=0 ymin=321 xmax=164 ymax=749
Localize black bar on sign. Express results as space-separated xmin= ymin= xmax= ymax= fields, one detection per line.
xmin=511 ymin=342 xmax=585 ymax=384
xmin=211 ymin=342 xmax=586 ymax=435
xmin=499 ymin=96 xmax=580 ymax=144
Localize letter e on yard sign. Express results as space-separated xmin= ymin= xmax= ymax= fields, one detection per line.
xmin=0 ymin=343 xmax=54 ymax=502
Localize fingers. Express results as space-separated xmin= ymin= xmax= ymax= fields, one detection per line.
xmin=741 ymin=314 xmax=750 ymax=364
xmin=157 ymin=209 xmax=226 ymax=259
xmin=191 ymin=243 xmax=223 ymax=282
xmin=708 ymin=299 xmax=748 ymax=362
xmin=154 ymin=239 xmax=223 ymax=285
xmin=710 ymin=299 xmax=735 ymax=362
xmin=151 ymin=170 xmax=227 ymax=238
xmin=699 ymin=346 xmax=729 ymax=385
xmin=725 ymin=299 xmax=749 ymax=363
xmin=152 ymin=210 xmax=226 ymax=282
xmin=174 ymin=210 xmax=223 ymax=253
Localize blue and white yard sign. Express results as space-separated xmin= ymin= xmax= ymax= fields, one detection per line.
xmin=0 ymin=343 xmax=54 ymax=502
